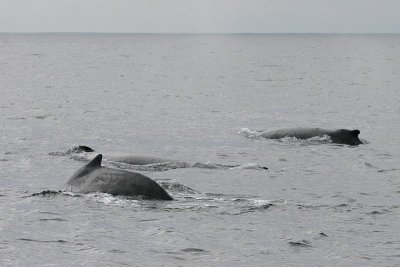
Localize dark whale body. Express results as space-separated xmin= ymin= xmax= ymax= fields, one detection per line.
xmin=52 ymin=146 xmax=173 ymax=165
xmin=66 ymin=154 xmax=173 ymax=200
xmin=255 ymin=128 xmax=362 ymax=146
xmin=110 ymin=155 xmax=175 ymax=165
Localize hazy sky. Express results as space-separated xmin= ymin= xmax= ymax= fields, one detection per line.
xmin=1 ymin=0 xmax=399 ymax=33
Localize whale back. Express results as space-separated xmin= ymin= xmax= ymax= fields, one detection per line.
xmin=66 ymin=145 xmax=95 ymax=154
xmin=67 ymin=154 xmax=103 ymax=185
xmin=329 ymin=129 xmax=362 ymax=145
xmin=82 ymin=169 xmax=173 ymax=200
xmin=255 ymin=127 xmax=362 ymax=145
xmin=66 ymin=154 xmax=173 ymax=200
xmin=258 ymin=128 xmax=327 ymax=139
xmin=110 ymin=155 xmax=173 ymax=165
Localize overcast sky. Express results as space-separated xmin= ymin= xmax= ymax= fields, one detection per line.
xmin=1 ymin=0 xmax=399 ymax=33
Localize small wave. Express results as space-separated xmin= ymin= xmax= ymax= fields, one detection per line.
xmin=29 ymin=190 xmax=83 ymax=198
xmin=29 ymin=190 xmax=63 ymax=197
xmin=366 ymin=209 xmax=391 ymax=215
xmin=377 ymin=168 xmax=400 ymax=173
xmin=237 ymin=199 xmax=274 ymax=214
xmin=33 ymin=115 xmax=49 ymax=120
xmin=18 ymin=238 xmax=67 ymax=244
xmin=39 ymin=218 xmax=67 ymax=222
xmin=108 ymin=160 xmax=244 ymax=172
xmin=158 ymin=181 xmax=198 ymax=194
xmin=288 ymin=240 xmax=312 ymax=247
xmin=230 ymin=163 xmax=268 ymax=170
xmin=181 ymin=248 xmax=209 ymax=254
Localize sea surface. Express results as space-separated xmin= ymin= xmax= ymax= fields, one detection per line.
xmin=0 ymin=33 xmax=399 ymax=266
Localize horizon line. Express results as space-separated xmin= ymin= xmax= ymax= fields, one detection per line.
xmin=1 ymin=31 xmax=400 ymax=34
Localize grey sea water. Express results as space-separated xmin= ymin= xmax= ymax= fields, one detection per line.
xmin=0 ymin=33 xmax=400 ymax=266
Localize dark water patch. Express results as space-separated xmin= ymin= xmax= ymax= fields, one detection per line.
xmin=288 ymin=240 xmax=312 ymax=247
xmin=255 ymin=78 xmax=274 ymax=82
xmin=366 ymin=209 xmax=391 ymax=215
xmin=28 ymin=190 xmax=82 ymax=198
xmin=18 ymin=238 xmax=67 ymax=244
xmin=239 ymin=203 xmax=274 ymax=214
xmin=138 ymin=218 xmax=159 ymax=222
xmin=319 ymin=232 xmax=328 ymax=237
xmin=363 ymin=162 xmax=376 ymax=168
xmin=335 ymin=203 xmax=350 ymax=207
xmin=378 ymin=168 xmax=400 ymax=173
xmin=261 ymin=64 xmax=281 ymax=68
xmin=33 ymin=115 xmax=49 ymax=120
xmin=39 ymin=218 xmax=67 ymax=222
xmin=29 ymin=190 xmax=63 ymax=197
xmin=0 ymin=159 xmax=8 ymax=162
xmin=108 ymin=249 xmax=126 ymax=254
xmin=26 ymin=53 xmax=45 ymax=57
xmin=181 ymin=247 xmax=209 ymax=254
xmin=295 ymin=203 xmax=329 ymax=210
xmin=39 ymin=211 xmax=63 ymax=216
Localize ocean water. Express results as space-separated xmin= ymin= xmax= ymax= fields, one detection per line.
xmin=0 ymin=33 xmax=400 ymax=266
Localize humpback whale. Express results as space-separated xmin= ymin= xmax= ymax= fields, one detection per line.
xmin=51 ymin=146 xmax=268 ymax=171
xmin=243 ymin=128 xmax=363 ymax=146
xmin=65 ymin=154 xmax=173 ymax=200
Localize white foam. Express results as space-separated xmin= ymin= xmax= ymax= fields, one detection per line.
xmin=251 ymin=199 xmax=274 ymax=207
xmin=239 ymin=127 xmax=259 ymax=138
xmin=230 ymin=163 xmax=267 ymax=170
xmin=86 ymin=192 xmax=140 ymax=207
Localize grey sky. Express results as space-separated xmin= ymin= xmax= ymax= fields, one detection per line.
xmin=1 ymin=0 xmax=399 ymax=33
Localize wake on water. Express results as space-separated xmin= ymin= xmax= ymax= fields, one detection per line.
xmin=49 ymin=147 xmax=268 ymax=171
xmin=239 ymin=128 xmax=333 ymax=145
xmin=28 ymin=185 xmax=282 ymax=214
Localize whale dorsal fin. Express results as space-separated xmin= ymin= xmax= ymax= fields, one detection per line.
xmin=351 ymin=130 xmax=360 ymax=137
xmin=87 ymin=154 xmax=102 ymax=168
